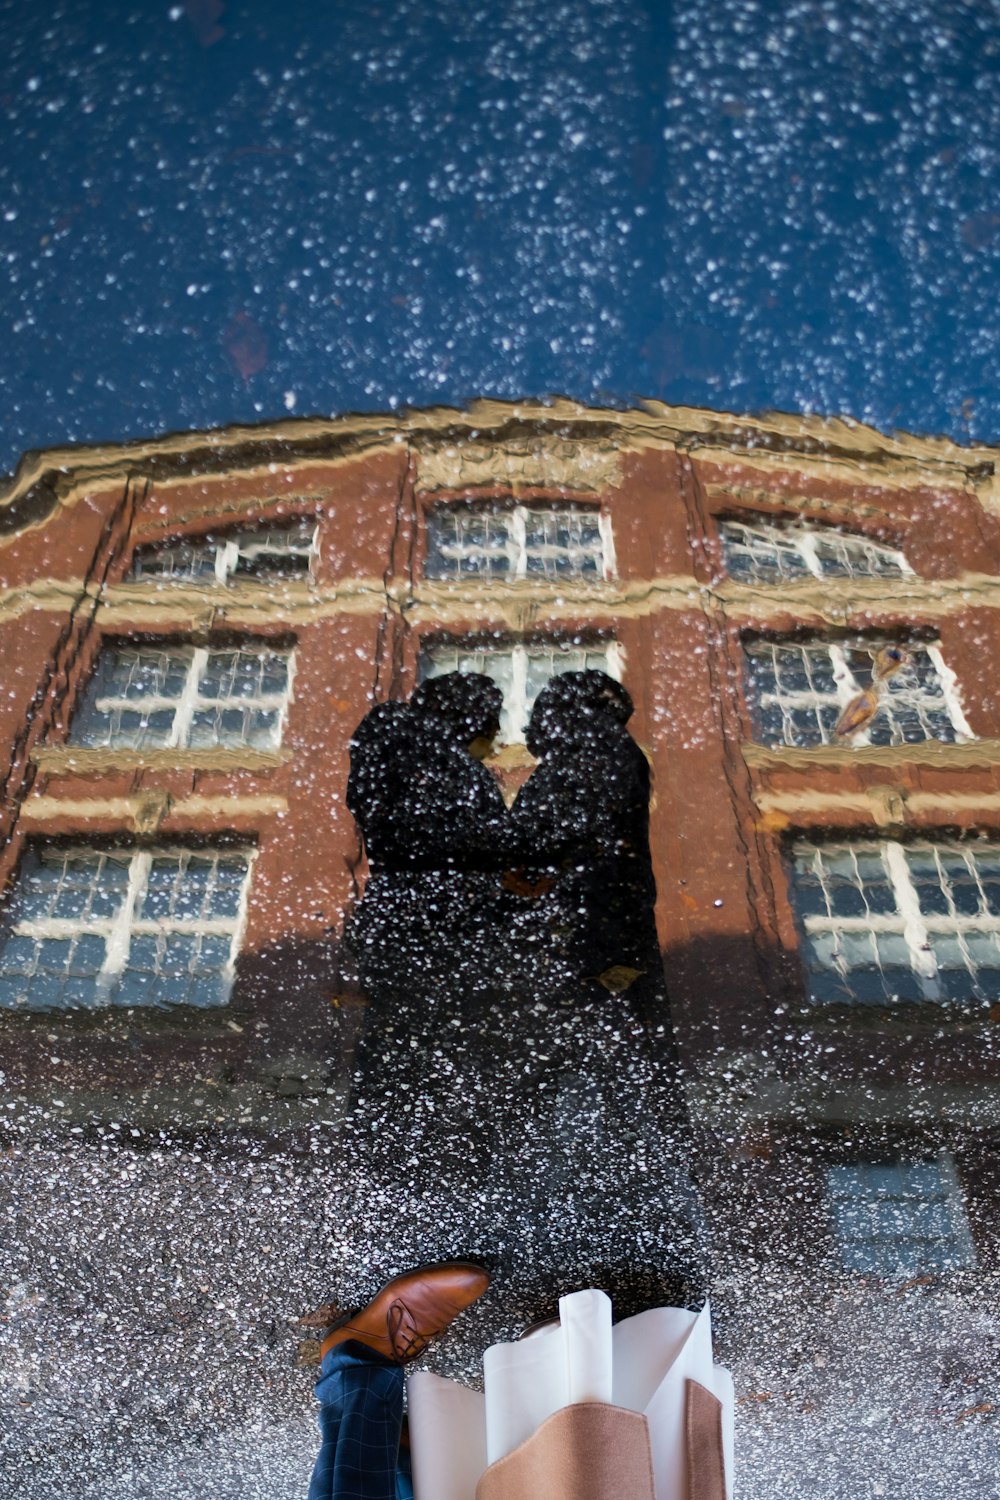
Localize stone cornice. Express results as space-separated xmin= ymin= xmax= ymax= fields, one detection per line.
xmin=1 ymin=398 xmax=997 ymax=542
xmin=3 ymin=569 xmax=1000 ymax=629
xmin=31 ymin=745 xmax=292 ymax=775
xmin=743 ymin=737 xmax=1000 ymax=772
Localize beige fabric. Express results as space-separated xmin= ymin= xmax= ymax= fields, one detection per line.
xmin=685 ymin=1380 xmax=727 ymax=1500
xmin=408 ymin=1296 xmax=735 ymax=1500
xmin=475 ymin=1401 xmax=655 ymax=1500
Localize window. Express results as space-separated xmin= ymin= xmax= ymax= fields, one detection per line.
xmin=745 ymin=639 xmax=971 ymax=748
xmin=71 ymin=643 xmax=293 ymax=752
xmin=420 ymin=639 xmax=621 ymax=744
xmin=129 ymin=517 xmax=316 ymax=583
xmin=791 ymin=839 xmax=1000 ymax=1005
xmin=826 ymin=1157 xmax=975 ymax=1274
xmin=426 ymin=502 xmax=611 ymax=580
xmin=721 ymin=519 xmax=909 ymax=583
xmin=0 ymin=847 xmax=251 ymax=1010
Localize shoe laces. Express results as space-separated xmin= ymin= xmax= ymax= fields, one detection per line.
xmin=386 ymin=1299 xmax=431 ymax=1361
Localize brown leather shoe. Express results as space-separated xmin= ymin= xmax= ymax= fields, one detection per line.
xmin=320 ymin=1261 xmax=491 ymax=1363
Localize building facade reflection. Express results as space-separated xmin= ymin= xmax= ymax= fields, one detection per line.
xmin=1 ymin=401 xmax=998 ymax=1489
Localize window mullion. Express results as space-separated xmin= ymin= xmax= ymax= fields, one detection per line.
xmin=597 ymin=508 xmax=615 ymax=579
xmin=804 ymin=914 xmax=903 ymax=933
xmin=884 ymin=842 xmax=935 ymax=983
xmin=170 ymin=648 xmax=205 ymax=748
xmin=227 ymin=850 xmax=256 ymax=978
xmin=216 ymin=541 xmax=236 ymax=584
xmin=511 ymin=506 xmax=527 ymax=579
xmin=926 ymin=644 xmax=974 ymax=740
xmin=798 ymin=533 xmax=822 ymax=579
xmin=277 ymin=650 xmax=297 ymax=743
xmin=604 ymin=640 xmax=623 ymax=682
xmin=102 ymin=854 xmax=147 ymax=980
xmin=510 ymin=646 xmax=528 ymax=742
xmin=827 ymin=644 xmax=860 ymax=708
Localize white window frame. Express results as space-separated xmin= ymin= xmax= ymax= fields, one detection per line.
xmin=793 ymin=838 xmax=1000 ymax=1004
xmin=826 ymin=1154 xmax=975 ymax=1274
xmin=427 ymin=501 xmax=613 ymax=581
xmin=130 ymin=517 xmax=318 ymax=584
xmin=746 ymin=638 xmax=972 ymax=747
xmin=420 ymin=638 xmax=623 ymax=744
xmin=0 ymin=847 xmax=255 ymax=1010
xmin=721 ymin=518 xmax=911 ymax=582
xmin=75 ymin=642 xmax=295 ymax=751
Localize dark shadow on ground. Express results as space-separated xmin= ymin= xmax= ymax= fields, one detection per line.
xmin=2 ymin=925 xmax=998 ymax=1499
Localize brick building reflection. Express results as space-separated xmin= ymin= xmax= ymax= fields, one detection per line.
xmin=0 ymin=399 xmax=998 ymax=1282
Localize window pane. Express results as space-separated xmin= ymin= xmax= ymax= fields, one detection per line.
xmin=244 ymin=707 xmax=280 ymax=746
xmin=879 ymin=648 xmax=961 ymax=745
xmin=191 ymin=649 xmax=290 ymax=749
xmin=420 ymin=640 xmax=616 ymax=745
xmin=129 ymin=537 xmax=220 ymax=580
xmin=813 ymin=533 xmax=906 ymax=579
xmin=523 ymin=504 xmax=605 ymax=577
xmin=114 ymin=963 xmax=161 ymax=1008
xmin=873 ymin=933 xmax=911 ymax=969
xmin=426 ymin=507 xmax=511 ymax=578
xmin=826 ymin=1159 xmax=973 ymax=1274
xmin=0 ymin=934 xmax=41 ymax=974
xmin=523 ymin=650 xmax=561 ymax=706
xmin=792 ymin=839 xmax=1000 ymax=1009
xmin=0 ymin=933 xmax=103 ymax=1011
xmin=837 ymin=931 xmax=878 ymax=968
xmin=5 ymin=854 xmax=64 ymax=925
xmin=747 ymin=637 xmax=960 ymax=749
xmin=199 ymin=649 xmax=263 ymax=699
xmin=130 ymin=520 xmax=316 ymax=582
xmin=138 ymin=857 xmax=187 ymax=920
xmin=188 ymin=706 xmax=238 ymax=747
xmin=0 ymin=848 xmax=248 ymax=1011
xmin=884 ymin=967 xmax=927 ymax=1003
xmin=428 ymin=503 xmax=605 ymax=580
xmin=231 ymin=519 xmax=316 ymax=578
xmin=206 ymin=862 xmax=248 ymax=919
xmin=826 ymin=879 xmax=867 ymax=919
xmin=71 ymin=645 xmax=289 ymax=751
xmin=910 ymin=856 xmax=951 ymax=915
xmin=720 ymin=521 xmax=811 ymax=581
xmin=6 ymin=851 xmax=127 ymax=927
xmin=68 ymin=932 xmax=107 ymax=975
xmin=722 ymin=521 xmax=906 ymax=582
xmin=791 ymin=871 xmax=829 ymax=919
xmin=964 ymin=931 xmax=1000 ymax=969
xmin=71 ymin=647 xmax=190 ymax=748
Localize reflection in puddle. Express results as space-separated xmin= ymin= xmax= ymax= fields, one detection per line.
xmin=0 ymin=403 xmax=998 ymax=1497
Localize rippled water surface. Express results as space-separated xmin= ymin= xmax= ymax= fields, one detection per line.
xmin=0 ymin=0 xmax=997 ymax=467
xmin=1 ymin=4 xmax=999 ymax=1497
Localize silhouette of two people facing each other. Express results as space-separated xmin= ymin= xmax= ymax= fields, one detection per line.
xmin=344 ymin=671 xmax=707 ymax=1304
xmin=346 ymin=668 xmax=658 ymax=1007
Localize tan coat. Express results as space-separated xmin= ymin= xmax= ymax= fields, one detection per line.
xmin=475 ymin=1381 xmax=726 ymax=1500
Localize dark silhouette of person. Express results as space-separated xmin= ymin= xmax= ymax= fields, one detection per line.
xmin=508 ymin=670 xmax=657 ymax=990
xmin=346 ymin=670 xmax=512 ymax=997
xmin=343 ymin=671 xmax=516 ymax=1181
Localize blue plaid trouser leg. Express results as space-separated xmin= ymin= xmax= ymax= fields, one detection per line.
xmin=307 ymin=1339 xmax=414 ymax=1500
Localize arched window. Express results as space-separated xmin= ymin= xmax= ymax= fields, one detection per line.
xmin=721 ymin=518 xmax=908 ymax=583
